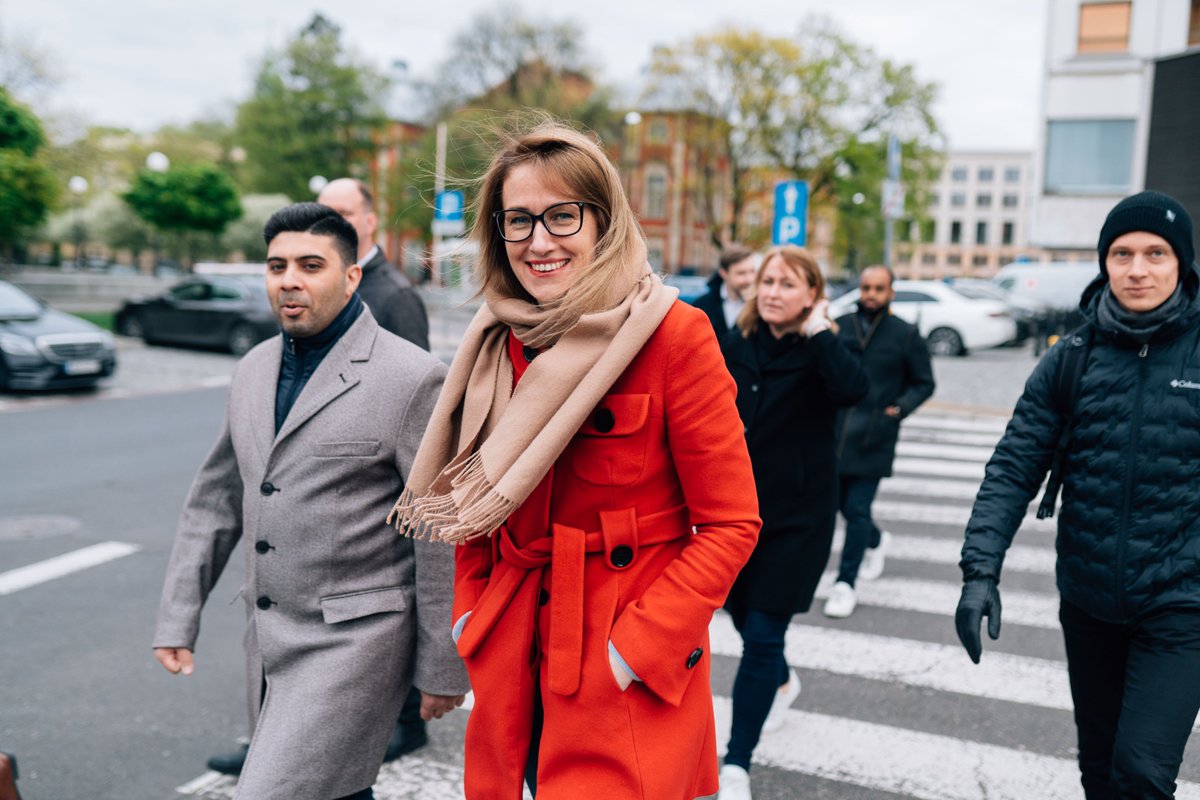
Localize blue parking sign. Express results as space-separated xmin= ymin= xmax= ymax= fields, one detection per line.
xmin=772 ymin=181 xmax=808 ymax=246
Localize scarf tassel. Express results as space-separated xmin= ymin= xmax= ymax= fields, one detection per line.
xmin=388 ymin=450 xmax=518 ymax=544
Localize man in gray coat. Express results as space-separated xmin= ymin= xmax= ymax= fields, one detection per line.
xmin=153 ymin=203 xmax=467 ymax=800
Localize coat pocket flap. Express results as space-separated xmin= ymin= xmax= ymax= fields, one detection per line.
xmin=313 ymin=440 xmax=381 ymax=458
xmin=579 ymin=394 xmax=651 ymax=437
xmin=320 ymin=585 xmax=409 ymax=624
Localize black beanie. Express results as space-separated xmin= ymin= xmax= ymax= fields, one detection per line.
xmin=1097 ymin=191 xmax=1196 ymax=275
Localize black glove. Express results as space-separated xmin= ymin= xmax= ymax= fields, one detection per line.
xmin=955 ymin=578 xmax=1002 ymax=664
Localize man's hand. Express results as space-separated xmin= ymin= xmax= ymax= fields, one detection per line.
xmin=419 ymin=692 xmax=465 ymax=721
xmin=955 ymin=578 xmax=1002 ymax=664
xmin=884 ymin=405 xmax=902 ymax=418
xmin=154 ymin=647 xmax=195 ymax=675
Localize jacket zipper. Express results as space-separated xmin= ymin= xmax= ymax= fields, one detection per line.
xmin=1115 ymin=342 xmax=1149 ymax=619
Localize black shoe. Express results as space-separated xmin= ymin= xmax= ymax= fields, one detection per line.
xmin=206 ymin=743 xmax=249 ymax=776
xmin=383 ymin=722 xmax=428 ymax=762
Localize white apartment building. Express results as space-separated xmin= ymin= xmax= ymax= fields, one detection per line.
xmin=895 ymin=151 xmax=1040 ymax=279
xmin=1030 ymin=0 xmax=1200 ymax=257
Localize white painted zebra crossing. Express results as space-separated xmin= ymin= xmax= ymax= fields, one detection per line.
xmin=174 ymin=410 xmax=1200 ymax=799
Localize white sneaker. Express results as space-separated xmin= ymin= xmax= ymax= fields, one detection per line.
xmin=718 ymin=763 xmax=752 ymax=800
xmin=762 ymin=667 xmax=801 ymax=733
xmin=823 ymin=581 xmax=857 ymax=618
xmin=858 ymin=530 xmax=892 ymax=581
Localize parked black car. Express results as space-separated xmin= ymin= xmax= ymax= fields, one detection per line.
xmin=0 ymin=280 xmax=116 ymax=391
xmin=115 ymin=274 xmax=278 ymax=356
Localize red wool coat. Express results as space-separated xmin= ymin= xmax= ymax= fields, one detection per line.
xmin=453 ymin=300 xmax=760 ymax=800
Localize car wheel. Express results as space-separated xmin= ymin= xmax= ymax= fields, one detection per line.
xmin=927 ymin=327 xmax=966 ymax=357
xmin=117 ymin=315 xmax=145 ymax=339
xmin=228 ymin=323 xmax=259 ymax=357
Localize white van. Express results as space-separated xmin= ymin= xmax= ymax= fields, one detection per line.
xmin=991 ymin=262 xmax=1100 ymax=311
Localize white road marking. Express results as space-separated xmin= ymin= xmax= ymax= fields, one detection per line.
xmin=892 ymin=456 xmax=986 ymax=480
xmin=901 ymin=428 xmax=1003 ymax=448
xmin=0 ymin=541 xmax=141 ymax=595
xmin=712 ymin=698 xmax=1200 ymax=800
xmin=904 ymin=414 xmax=1010 ymax=435
xmin=174 ymin=772 xmax=232 ymax=795
xmin=813 ymin=572 xmax=1060 ymax=629
xmin=831 ymin=528 xmax=1055 ymax=575
xmin=882 ymin=475 xmax=982 ymax=501
xmin=872 ymin=500 xmax=1056 ymax=533
xmin=896 ymin=440 xmax=1000 ymax=463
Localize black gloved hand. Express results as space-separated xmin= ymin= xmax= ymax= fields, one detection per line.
xmin=955 ymin=578 xmax=1002 ymax=664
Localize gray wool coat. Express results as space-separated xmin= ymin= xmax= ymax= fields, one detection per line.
xmin=153 ymin=308 xmax=468 ymax=800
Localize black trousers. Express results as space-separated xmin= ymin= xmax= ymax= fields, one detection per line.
xmin=1060 ymin=599 xmax=1200 ymax=799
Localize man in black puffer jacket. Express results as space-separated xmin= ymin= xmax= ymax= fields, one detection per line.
xmin=957 ymin=191 xmax=1200 ymax=800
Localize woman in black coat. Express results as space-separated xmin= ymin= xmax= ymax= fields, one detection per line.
xmin=717 ymin=245 xmax=868 ymax=800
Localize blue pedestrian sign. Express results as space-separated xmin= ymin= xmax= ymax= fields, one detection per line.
xmin=772 ymin=181 xmax=808 ymax=246
xmin=433 ymin=190 xmax=465 ymax=236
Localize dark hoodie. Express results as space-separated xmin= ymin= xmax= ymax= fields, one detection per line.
xmin=962 ymin=264 xmax=1200 ymax=624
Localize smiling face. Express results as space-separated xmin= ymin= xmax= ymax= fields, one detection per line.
xmin=1106 ymin=231 xmax=1180 ymax=313
xmin=266 ymin=231 xmax=362 ymax=338
xmin=756 ymin=254 xmax=817 ymax=334
xmin=500 ymin=163 xmax=600 ymax=305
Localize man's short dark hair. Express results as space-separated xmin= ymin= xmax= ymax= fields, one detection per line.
xmin=263 ymin=203 xmax=358 ymax=267
xmin=719 ymin=245 xmax=756 ymax=272
xmin=861 ymin=264 xmax=895 ymax=287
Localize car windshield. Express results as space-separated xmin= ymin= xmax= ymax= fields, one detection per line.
xmin=0 ymin=281 xmax=41 ymax=317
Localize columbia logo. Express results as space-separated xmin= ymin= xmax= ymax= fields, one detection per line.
xmin=1170 ymin=379 xmax=1200 ymax=390
xmin=1167 ymin=209 xmax=1177 ymax=222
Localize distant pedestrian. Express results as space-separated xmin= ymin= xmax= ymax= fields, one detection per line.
xmin=824 ymin=265 xmax=935 ymax=618
xmin=153 ymin=203 xmax=467 ymax=800
xmin=957 ymin=191 xmax=1200 ymax=799
xmin=718 ymin=245 xmax=868 ymax=800
xmin=694 ymin=245 xmax=759 ymax=340
xmin=389 ymin=121 xmax=760 ymax=800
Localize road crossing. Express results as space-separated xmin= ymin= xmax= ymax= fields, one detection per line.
xmin=175 ymin=408 xmax=1200 ymax=799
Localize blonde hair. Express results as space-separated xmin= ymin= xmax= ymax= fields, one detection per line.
xmin=736 ymin=245 xmax=831 ymax=337
xmin=471 ymin=118 xmax=647 ymax=345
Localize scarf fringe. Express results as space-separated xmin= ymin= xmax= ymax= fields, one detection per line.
xmin=387 ymin=451 xmax=518 ymax=544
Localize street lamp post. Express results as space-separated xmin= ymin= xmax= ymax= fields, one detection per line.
xmin=68 ymin=175 xmax=88 ymax=269
xmin=146 ymin=153 xmax=169 ymax=273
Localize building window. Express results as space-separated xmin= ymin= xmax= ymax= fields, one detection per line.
xmin=929 ymin=192 xmax=940 ymax=208
xmin=977 ymin=193 xmax=992 ymax=209
xmin=977 ymin=167 xmax=994 ymax=182
xmin=973 ymin=254 xmax=990 ymax=267
xmin=646 ymin=241 xmax=664 ymax=271
xmin=1044 ymin=119 xmax=1136 ymax=194
xmin=922 ymin=253 xmax=937 ymax=265
xmin=647 ymin=120 xmax=669 ymax=144
xmin=976 ymin=221 xmax=988 ymax=245
xmin=921 ymin=220 xmax=936 ymax=243
xmin=1004 ymin=166 xmax=1021 ymax=183
xmin=951 ymin=166 xmax=968 ymax=182
xmin=1002 ymin=221 xmax=1015 ymax=245
xmin=1002 ymin=193 xmax=1019 ymax=208
xmin=1078 ymin=2 xmax=1132 ymax=54
xmin=644 ymin=167 xmax=667 ymax=219
xmin=950 ymin=193 xmax=966 ymax=208
xmin=950 ymin=221 xmax=962 ymax=244
xmin=947 ymin=254 xmax=962 ymax=266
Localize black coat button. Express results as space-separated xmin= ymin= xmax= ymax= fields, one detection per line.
xmin=255 ymin=540 xmax=271 ymax=554
xmin=260 ymin=481 xmax=276 ymax=496
xmin=686 ymin=647 xmax=704 ymax=669
xmin=593 ymin=408 xmax=615 ymax=433
xmin=256 ymin=596 xmax=273 ymax=610
xmin=610 ymin=545 xmax=634 ymax=568
xmin=522 ymin=345 xmax=539 ymax=363
xmin=539 ymin=588 xmax=550 ymax=606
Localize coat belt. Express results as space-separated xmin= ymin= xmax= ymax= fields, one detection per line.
xmin=455 ymin=505 xmax=692 ymax=696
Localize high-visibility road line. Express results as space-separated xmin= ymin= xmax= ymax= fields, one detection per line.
xmin=830 ymin=529 xmax=1055 ymax=575
xmin=0 ymin=541 xmax=141 ymax=595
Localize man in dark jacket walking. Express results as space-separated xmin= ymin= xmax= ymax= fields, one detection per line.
xmin=693 ymin=245 xmax=758 ymax=340
xmin=957 ymin=191 xmax=1200 ymax=799
xmin=824 ymin=266 xmax=934 ymax=618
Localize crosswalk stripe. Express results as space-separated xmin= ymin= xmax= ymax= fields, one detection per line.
xmin=709 ymin=612 xmax=1072 ymax=712
xmin=831 ymin=528 xmax=1055 ymax=575
xmin=872 ymin=499 xmax=1055 ymax=533
xmin=882 ymin=475 xmax=982 ymax=501
xmin=813 ymin=572 xmax=1060 ymax=629
xmin=892 ymin=456 xmax=985 ymax=480
xmin=896 ymin=440 xmax=1000 ymax=463
xmin=712 ymin=698 xmax=1200 ymax=800
xmin=903 ymin=415 xmax=1010 ymax=435
xmin=0 ymin=541 xmax=141 ymax=595
xmin=901 ymin=428 xmax=1003 ymax=448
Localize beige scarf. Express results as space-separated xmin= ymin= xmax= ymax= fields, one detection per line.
xmin=388 ymin=264 xmax=677 ymax=543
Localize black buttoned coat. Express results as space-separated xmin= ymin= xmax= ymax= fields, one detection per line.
xmin=721 ymin=325 xmax=868 ymax=615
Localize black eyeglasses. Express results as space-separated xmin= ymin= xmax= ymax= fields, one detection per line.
xmin=493 ymin=202 xmax=593 ymax=243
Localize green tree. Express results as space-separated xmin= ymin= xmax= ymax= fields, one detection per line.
xmin=0 ymin=89 xmax=57 ymax=264
xmin=642 ymin=18 xmax=944 ymax=267
xmin=123 ymin=163 xmax=243 ymax=268
xmin=235 ymin=13 xmax=389 ymax=200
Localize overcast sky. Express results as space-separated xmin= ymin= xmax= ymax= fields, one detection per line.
xmin=11 ymin=0 xmax=1048 ymax=151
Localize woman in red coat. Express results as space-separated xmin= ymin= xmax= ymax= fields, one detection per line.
xmin=389 ymin=121 xmax=760 ymax=800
